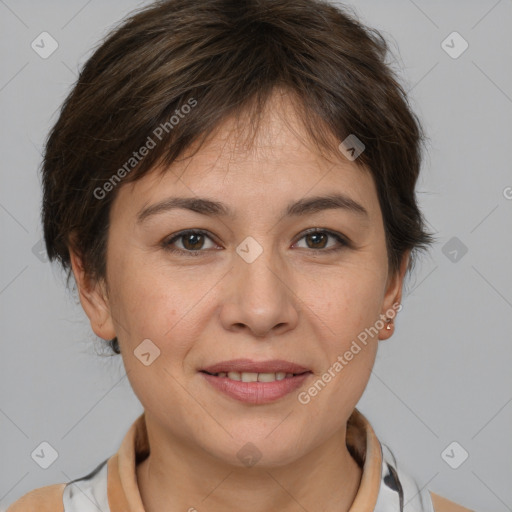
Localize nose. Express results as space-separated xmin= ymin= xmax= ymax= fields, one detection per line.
xmin=219 ymin=245 xmax=300 ymax=338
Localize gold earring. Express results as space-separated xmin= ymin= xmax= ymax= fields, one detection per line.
xmin=385 ymin=318 xmax=393 ymax=330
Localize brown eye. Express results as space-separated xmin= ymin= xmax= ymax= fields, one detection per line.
xmin=163 ymin=229 xmax=217 ymax=256
xmin=294 ymin=229 xmax=349 ymax=252
xmin=181 ymin=232 xmax=205 ymax=250
xmin=305 ymin=232 xmax=328 ymax=249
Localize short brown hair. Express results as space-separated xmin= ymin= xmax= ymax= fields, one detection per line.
xmin=42 ymin=0 xmax=435 ymax=353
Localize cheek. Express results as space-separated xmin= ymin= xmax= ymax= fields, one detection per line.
xmin=314 ymin=267 xmax=385 ymax=337
xmin=302 ymin=268 xmax=383 ymax=396
xmin=108 ymin=254 xmax=214 ymax=358
xmin=111 ymin=264 xmax=203 ymax=413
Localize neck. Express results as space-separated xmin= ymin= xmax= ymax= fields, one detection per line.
xmin=136 ymin=416 xmax=362 ymax=512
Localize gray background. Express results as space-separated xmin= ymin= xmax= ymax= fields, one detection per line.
xmin=1 ymin=0 xmax=511 ymax=510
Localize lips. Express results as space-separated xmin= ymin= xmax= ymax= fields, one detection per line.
xmin=200 ymin=358 xmax=310 ymax=374
xmin=199 ymin=359 xmax=312 ymax=404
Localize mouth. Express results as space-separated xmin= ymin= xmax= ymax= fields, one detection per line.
xmin=200 ymin=358 xmax=311 ymax=375
xmin=199 ymin=359 xmax=313 ymax=404
xmin=200 ymin=370 xmax=310 ymax=382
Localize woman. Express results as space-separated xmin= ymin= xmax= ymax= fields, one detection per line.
xmin=8 ymin=0 xmax=474 ymax=510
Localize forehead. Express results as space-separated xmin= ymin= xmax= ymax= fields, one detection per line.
xmin=114 ymin=90 xmax=379 ymax=221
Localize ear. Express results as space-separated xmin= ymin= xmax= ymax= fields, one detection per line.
xmin=69 ymin=247 xmax=116 ymax=341
xmin=378 ymin=249 xmax=410 ymax=340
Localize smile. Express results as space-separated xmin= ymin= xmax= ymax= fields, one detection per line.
xmin=199 ymin=359 xmax=313 ymax=404
xmin=202 ymin=371 xmax=305 ymax=382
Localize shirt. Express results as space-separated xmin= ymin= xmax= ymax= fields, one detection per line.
xmin=6 ymin=408 xmax=474 ymax=512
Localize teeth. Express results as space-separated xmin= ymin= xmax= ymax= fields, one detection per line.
xmin=216 ymin=371 xmax=299 ymax=382
xmin=258 ymin=372 xmax=277 ymax=382
xmin=241 ymin=372 xmax=258 ymax=382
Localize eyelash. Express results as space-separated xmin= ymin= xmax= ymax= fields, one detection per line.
xmin=162 ymin=228 xmax=350 ymax=257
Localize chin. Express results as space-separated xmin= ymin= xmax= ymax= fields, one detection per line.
xmin=201 ymin=428 xmax=307 ymax=470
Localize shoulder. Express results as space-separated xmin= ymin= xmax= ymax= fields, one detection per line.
xmin=6 ymin=457 xmax=110 ymax=512
xmin=6 ymin=483 xmax=66 ymax=512
xmin=377 ymin=442 xmax=475 ymax=512
xmin=430 ymin=491 xmax=476 ymax=512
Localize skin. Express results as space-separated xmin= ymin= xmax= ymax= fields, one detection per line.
xmin=70 ymin=89 xmax=409 ymax=512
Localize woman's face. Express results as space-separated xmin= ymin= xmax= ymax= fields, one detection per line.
xmin=74 ymin=92 xmax=407 ymax=467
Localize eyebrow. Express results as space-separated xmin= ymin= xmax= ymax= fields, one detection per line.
xmin=136 ymin=193 xmax=369 ymax=224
